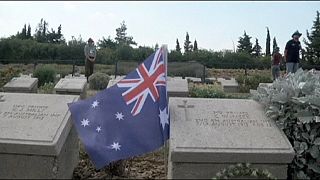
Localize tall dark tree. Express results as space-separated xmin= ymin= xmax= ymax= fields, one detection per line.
xmin=252 ymin=38 xmax=262 ymax=57
xmin=304 ymin=11 xmax=320 ymax=64
xmin=115 ymin=20 xmax=137 ymax=46
xmin=266 ymin=27 xmax=271 ymax=56
xmin=272 ymin=37 xmax=279 ymax=55
xmin=154 ymin=43 xmax=159 ymax=50
xmin=175 ymin=38 xmax=181 ymax=53
xmin=184 ymin=32 xmax=192 ymax=53
xmin=193 ymin=39 xmax=198 ymax=51
xmin=237 ymin=31 xmax=253 ymax=54
xmin=34 ymin=18 xmax=49 ymax=43
xmin=27 ymin=24 xmax=32 ymax=39
xmin=21 ymin=24 xmax=27 ymax=39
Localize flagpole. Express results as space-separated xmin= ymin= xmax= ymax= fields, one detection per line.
xmin=161 ymin=44 xmax=169 ymax=179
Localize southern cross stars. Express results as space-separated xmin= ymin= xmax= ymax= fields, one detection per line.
xmin=115 ymin=112 xmax=124 ymax=121
xmin=159 ymin=107 xmax=169 ymax=130
xmin=92 ymin=100 xmax=99 ymax=108
xmin=81 ymin=118 xmax=90 ymax=127
xmin=110 ymin=142 xmax=121 ymax=151
xmin=96 ymin=126 xmax=102 ymax=133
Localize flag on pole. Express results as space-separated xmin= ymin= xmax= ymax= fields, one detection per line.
xmin=68 ymin=45 xmax=170 ymax=169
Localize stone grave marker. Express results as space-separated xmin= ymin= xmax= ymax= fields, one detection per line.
xmin=107 ymin=76 xmax=189 ymax=97
xmin=168 ymin=97 xmax=295 ymax=179
xmin=54 ymin=78 xmax=87 ymax=99
xmin=186 ymin=77 xmax=202 ymax=83
xmin=0 ymin=93 xmax=79 ymax=179
xmin=217 ymin=77 xmax=239 ymax=93
xmin=3 ymin=77 xmax=38 ymax=93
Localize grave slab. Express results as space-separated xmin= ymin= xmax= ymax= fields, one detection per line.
xmin=107 ymin=77 xmax=189 ymax=97
xmin=168 ymin=97 xmax=294 ymax=179
xmin=217 ymin=77 xmax=239 ymax=93
xmin=3 ymin=77 xmax=38 ymax=93
xmin=0 ymin=93 xmax=79 ymax=179
xmin=54 ymin=78 xmax=87 ymax=99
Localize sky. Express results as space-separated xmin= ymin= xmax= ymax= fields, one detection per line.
xmin=0 ymin=1 xmax=319 ymax=53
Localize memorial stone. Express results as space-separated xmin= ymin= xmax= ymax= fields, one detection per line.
xmin=0 ymin=93 xmax=79 ymax=179
xmin=3 ymin=77 xmax=38 ymax=93
xmin=168 ymin=97 xmax=295 ymax=179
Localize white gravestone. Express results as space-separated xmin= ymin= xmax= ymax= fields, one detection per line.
xmin=54 ymin=78 xmax=87 ymax=99
xmin=0 ymin=93 xmax=79 ymax=179
xmin=3 ymin=77 xmax=38 ymax=93
xmin=168 ymin=97 xmax=295 ymax=179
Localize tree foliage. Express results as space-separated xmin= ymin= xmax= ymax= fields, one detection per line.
xmin=184 ymin=32 xmax=192 ymax=53
xmin=266 ymin=27 xmax=271 ymax=56
xmin=304 ymin=11 xmax=320 ymax=65
xmin=193 ymin=39 xmax=198 ymax=51
xmin=237 ymin=31 xmax=253 ymax=54
xmin=252 ymin=38 xmax=262 ymax=57
xmin=115 ymin=21 xmax=137 ymax=46
xmin=272 ymin=37 xmax=279 ymax=55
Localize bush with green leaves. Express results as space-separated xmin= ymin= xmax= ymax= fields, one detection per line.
xmin=38 ymin=82 xmax=55 ymax=94
xmin=190 ymin=84 xmax=226 ymax=98
xmin=89 ymin=72 xmax=110 ymax=90
xmin=33 ymin=65 xmax=56 ymax=87
xmin=251 ymin=68 xmax=320 ymax=179
xmin=0 ymin=67 xmax=21 ymax=88
xmin=212 ymin=163 xmax=276 ymax=179
xmin=236 ymin=73 xmax=273 ymax=93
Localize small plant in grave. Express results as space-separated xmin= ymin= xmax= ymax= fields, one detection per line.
xmin=212 ymin=163 xmax=276 ymax=179
xmin=38 ymin=82 xmax=55 ymax=94
xmin=33 ymin=65 xmax=56 ymax=87
xmin=88 ymin=72 xmax=110 ymax=90
xmin=251 ymin=68 xmax=320 ymax=179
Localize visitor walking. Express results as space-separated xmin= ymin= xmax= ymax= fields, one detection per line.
xmin=284 ymin=30 xmax=302 ymax=74
xmin=271 ymin=47 xmax=282 ymax=80
xmin=84 ymin=38 xmax=97 ymax=82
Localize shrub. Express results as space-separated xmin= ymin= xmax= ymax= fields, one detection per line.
xmin=252 ymin=68 xmax=320 ymax=179
xmin=190 ymin=84 xmax=226 ymax=98
xmin=212 ymin=163 xmax=276 ymax=179
xmin=236 ymin=74 xmax=273 ymax=93
xmin=89 ymin=72 xmax=110 ymax=90
xmin=33 ymin=65 xmax=56 ymax=87
xmin=0 ymin=67 xmax=21 ymax=88
xmin=38 ymin=82 xmax=55 ymax=94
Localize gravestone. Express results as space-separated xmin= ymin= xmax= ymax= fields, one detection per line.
xmin=186 ymin=77 xmax=202 ymax=83
xmin=0 ymin=93 xmax=79 ymax=179
xmin=167 ymin=78 xmax=189 ymax=97
xmin=65 ymin=74 xmax=86 ymax=79
xmin=54 ymin=78 xmax=87 ymax=99
xmin=3 ymin=77 xmax=38 ymax=93
xmin=168 ymin=97 xmax=295 ymax=179
xmin=107 ymin=76 xmax=189 ymax=97
xmin=259 ymin=83 xmax=273 ymax=88
xmin=107 ymin=76 xmax=125 ymax=88
xmin=217 ymin=77 xmax=239 ymax=93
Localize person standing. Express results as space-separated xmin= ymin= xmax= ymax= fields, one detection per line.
xmin=271 ymin=47 xmax=282 ymax=80
xmin=84 ymin=38 xmax=97 ymax=82
xmin=284 ymin=30 xmax=302 ymax=74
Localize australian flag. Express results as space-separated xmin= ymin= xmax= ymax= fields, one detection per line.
xmin=68 ymin=45 xmax=170 ymax=169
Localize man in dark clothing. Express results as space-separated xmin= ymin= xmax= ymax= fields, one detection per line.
xmin=84 ymin=38 xmax=97 ymax=82
xmin=271 ymin=47 xmax=282 ymax=80
xmin=284 ymin=30 xmax=302 ymax=74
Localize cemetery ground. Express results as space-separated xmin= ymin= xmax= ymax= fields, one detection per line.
xmin=0 ymin=63 xmax=281 ymax=179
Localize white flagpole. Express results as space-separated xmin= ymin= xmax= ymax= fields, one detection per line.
xmin=161 ymin=44 xmax=169 ymax=179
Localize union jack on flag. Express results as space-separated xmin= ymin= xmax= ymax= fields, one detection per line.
xmin=117 ymin=48 xmax=167 ymax=116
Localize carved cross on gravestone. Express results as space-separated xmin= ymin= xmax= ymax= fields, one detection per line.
xmin=177 ymin=100 xmax=194 ymax=121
